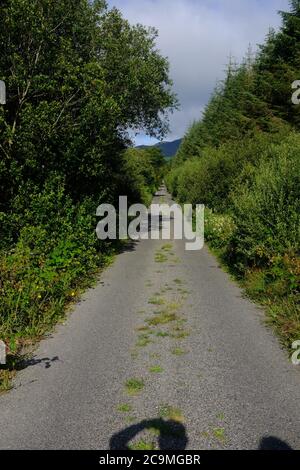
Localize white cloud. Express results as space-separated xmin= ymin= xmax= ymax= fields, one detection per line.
xmin=107 ymin=0 xmax=289 ymax=142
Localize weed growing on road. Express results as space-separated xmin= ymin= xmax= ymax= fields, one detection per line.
xmin=149 ymin=353 xmax=161 ymax=360
xmin=170 ymin=328 xmax=190 ymax=340
xmin=161 ymin=244 xmax=173 ymax=252
xmin=0 ymin=369 xmax=14 ymax=393
xmin=125 ymin=378 xmax=145 ymax=395
xmin=171 ymin=347 xmax=187 ymax=356
xmin=154 ymin=245 xmax=178 ymax=264
xmin=145 ymin=281 xmax=153 ymax=287
xmin=155 ymin=331 xmax=169 ymax=338
xmin=146 ymin=312 xmax=178 ymax=326
xmin=159 ymin=404 xmax=184 ymax=423
xmin=149 ymin=365 xmax=164 ymax=373
xmin=148 ymin=297 xmax=165 ymax=306
xmin=212 ymin=427 xmax=226 ymax=443
xmin=173 ymin=278 xmax=183 ymax=285
xmin=135 ymin=325 xmax=152 ymax=333
xmin=120 ymin=246 xmax=193 ymax=443
xmin=117 ymin=403 xmax=133 ymax=413
xmin=129 ymin=439 xmax=156 ymax=450
xmin=155 ymin=252 xmax=168 ymax=263
xmin=136 ymin=334 xmax=153 ymax=348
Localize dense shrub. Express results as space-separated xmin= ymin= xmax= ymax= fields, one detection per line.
xmin=120 ymin=147 xmax=165 ymax=206
xmin=166 ymin=130 xmax=291 ymax=212
xmin=0 ymin=144 xmax=165 ymax=342
xmin=204 ymin=209 xmax=236 ymax=250
xmin=0 ymin=178 xmax=105 ymax=338
xmin=228 ymin=132 xmax=300 ymax=271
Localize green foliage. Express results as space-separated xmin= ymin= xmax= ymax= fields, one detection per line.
xmin=204 ymin=210 xmax=235 ymax=250
xmin=228 ymin=133 xmax=300 ymax=271
xmin=0 ymin=0 xmax=176 ymax=389
xmin=167 ymin=130 xmax=290 ymax=211
xmin=0 ymin=178 xmax=107 ymax=339
xmin=166 ymin=1 xmax=300 ymax=346
xmin=0 ymin=0 xmax=177 ymax=211
xmin=120 ymin=147 xmax=165 ymax=206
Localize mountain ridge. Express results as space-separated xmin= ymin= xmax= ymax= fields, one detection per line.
xmin=137 ymin=138 xmax=182 ymax=159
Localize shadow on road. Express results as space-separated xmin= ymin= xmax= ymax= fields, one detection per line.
xmin=110 ymin=422 xmax=294 ymax=450
xmin=258 ymin=436 xmax=293 ymax=450
xmin=0 ymin=354 xmax=60 ymax=373
xmin=118 ymin=239 xmax=138 ymax=253
xmin=20 ymin=355 xmax=60 ymax=370
xmin=110 ymin=418 xmax=188 ymax=450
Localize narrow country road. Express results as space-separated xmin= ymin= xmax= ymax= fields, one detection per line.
xmin=0 ymin=189 xmax=299 ymax=450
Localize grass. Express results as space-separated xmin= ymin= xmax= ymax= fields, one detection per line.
xmin=170 ymin=328 xmax=190 ymax=340
xmin=0 ymin=369 xmax=14 ymax=393
xmin=135 ymin=325 xmax=151 ymax=333
xmin=129 ymin=440 xmax=156 ymax=450
xmin=145 ymin=281 xmax=153 ymax=287
xmin=149 ymin=365 xmax=164 ymax=373
xmin=178 ymin=288 xmax=190 ymax=295
xmin=146 ymin=312 xmax=178 ymax=326
xmin=155 ymin=253 xmax=168 ymax=263
xmin=0 ymin=350 xmax=26 ymax=393
xmin=201 ymin=427 xmax=227 ymax=444
xmin=0 ymin=237 xmax=121 ymax=393
xmin=171 ymin=347 xmax=187 ymax=356
xmin=117 ymin=403 xmax=133 ymax=413
xmin=136 ymin=334 xmax=152 ymax=348
xmin=149 ymin=352 xmax=161 ymax=360
xmin=146 ymin=299 xmax=183 ymax=327
xmin=159 ymin=404 xmax=184 ymax=423
xmin=155 ymin=331 xmax=169 ymax=338
xmin=212 ymin=427 xmax=226 ymax=443
xmin=125 ymin=378 xmax=145 ymax=395
xmin=242 ymin=269 xmax=300 ymax=350
xmin=148 ymin=297 xmax=165 ymax=306
xmin=154 ymin=244 xmax=177 ymax=263
xmin=161 ymin=244 xmax=173 ymax=252
xmin=149 ymin=427 xmax=160 ymax=437
xmin=209 ymin=245 xmax=300 ymax=352
xmin=166 ymin=301 xmax=181 ymax=311
xmin=130 ymin=349 xmax=139 ymax=360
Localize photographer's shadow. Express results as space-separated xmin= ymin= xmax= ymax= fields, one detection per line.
xmin=110 ymin=418 xmax=188 ymax=450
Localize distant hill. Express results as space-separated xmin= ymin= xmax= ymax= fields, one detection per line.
xmin=137 ymin=138 xmax=182 ymax=159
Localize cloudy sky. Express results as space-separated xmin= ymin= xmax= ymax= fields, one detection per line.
xmin=107 ymin=0 xmax=289 ymax=145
